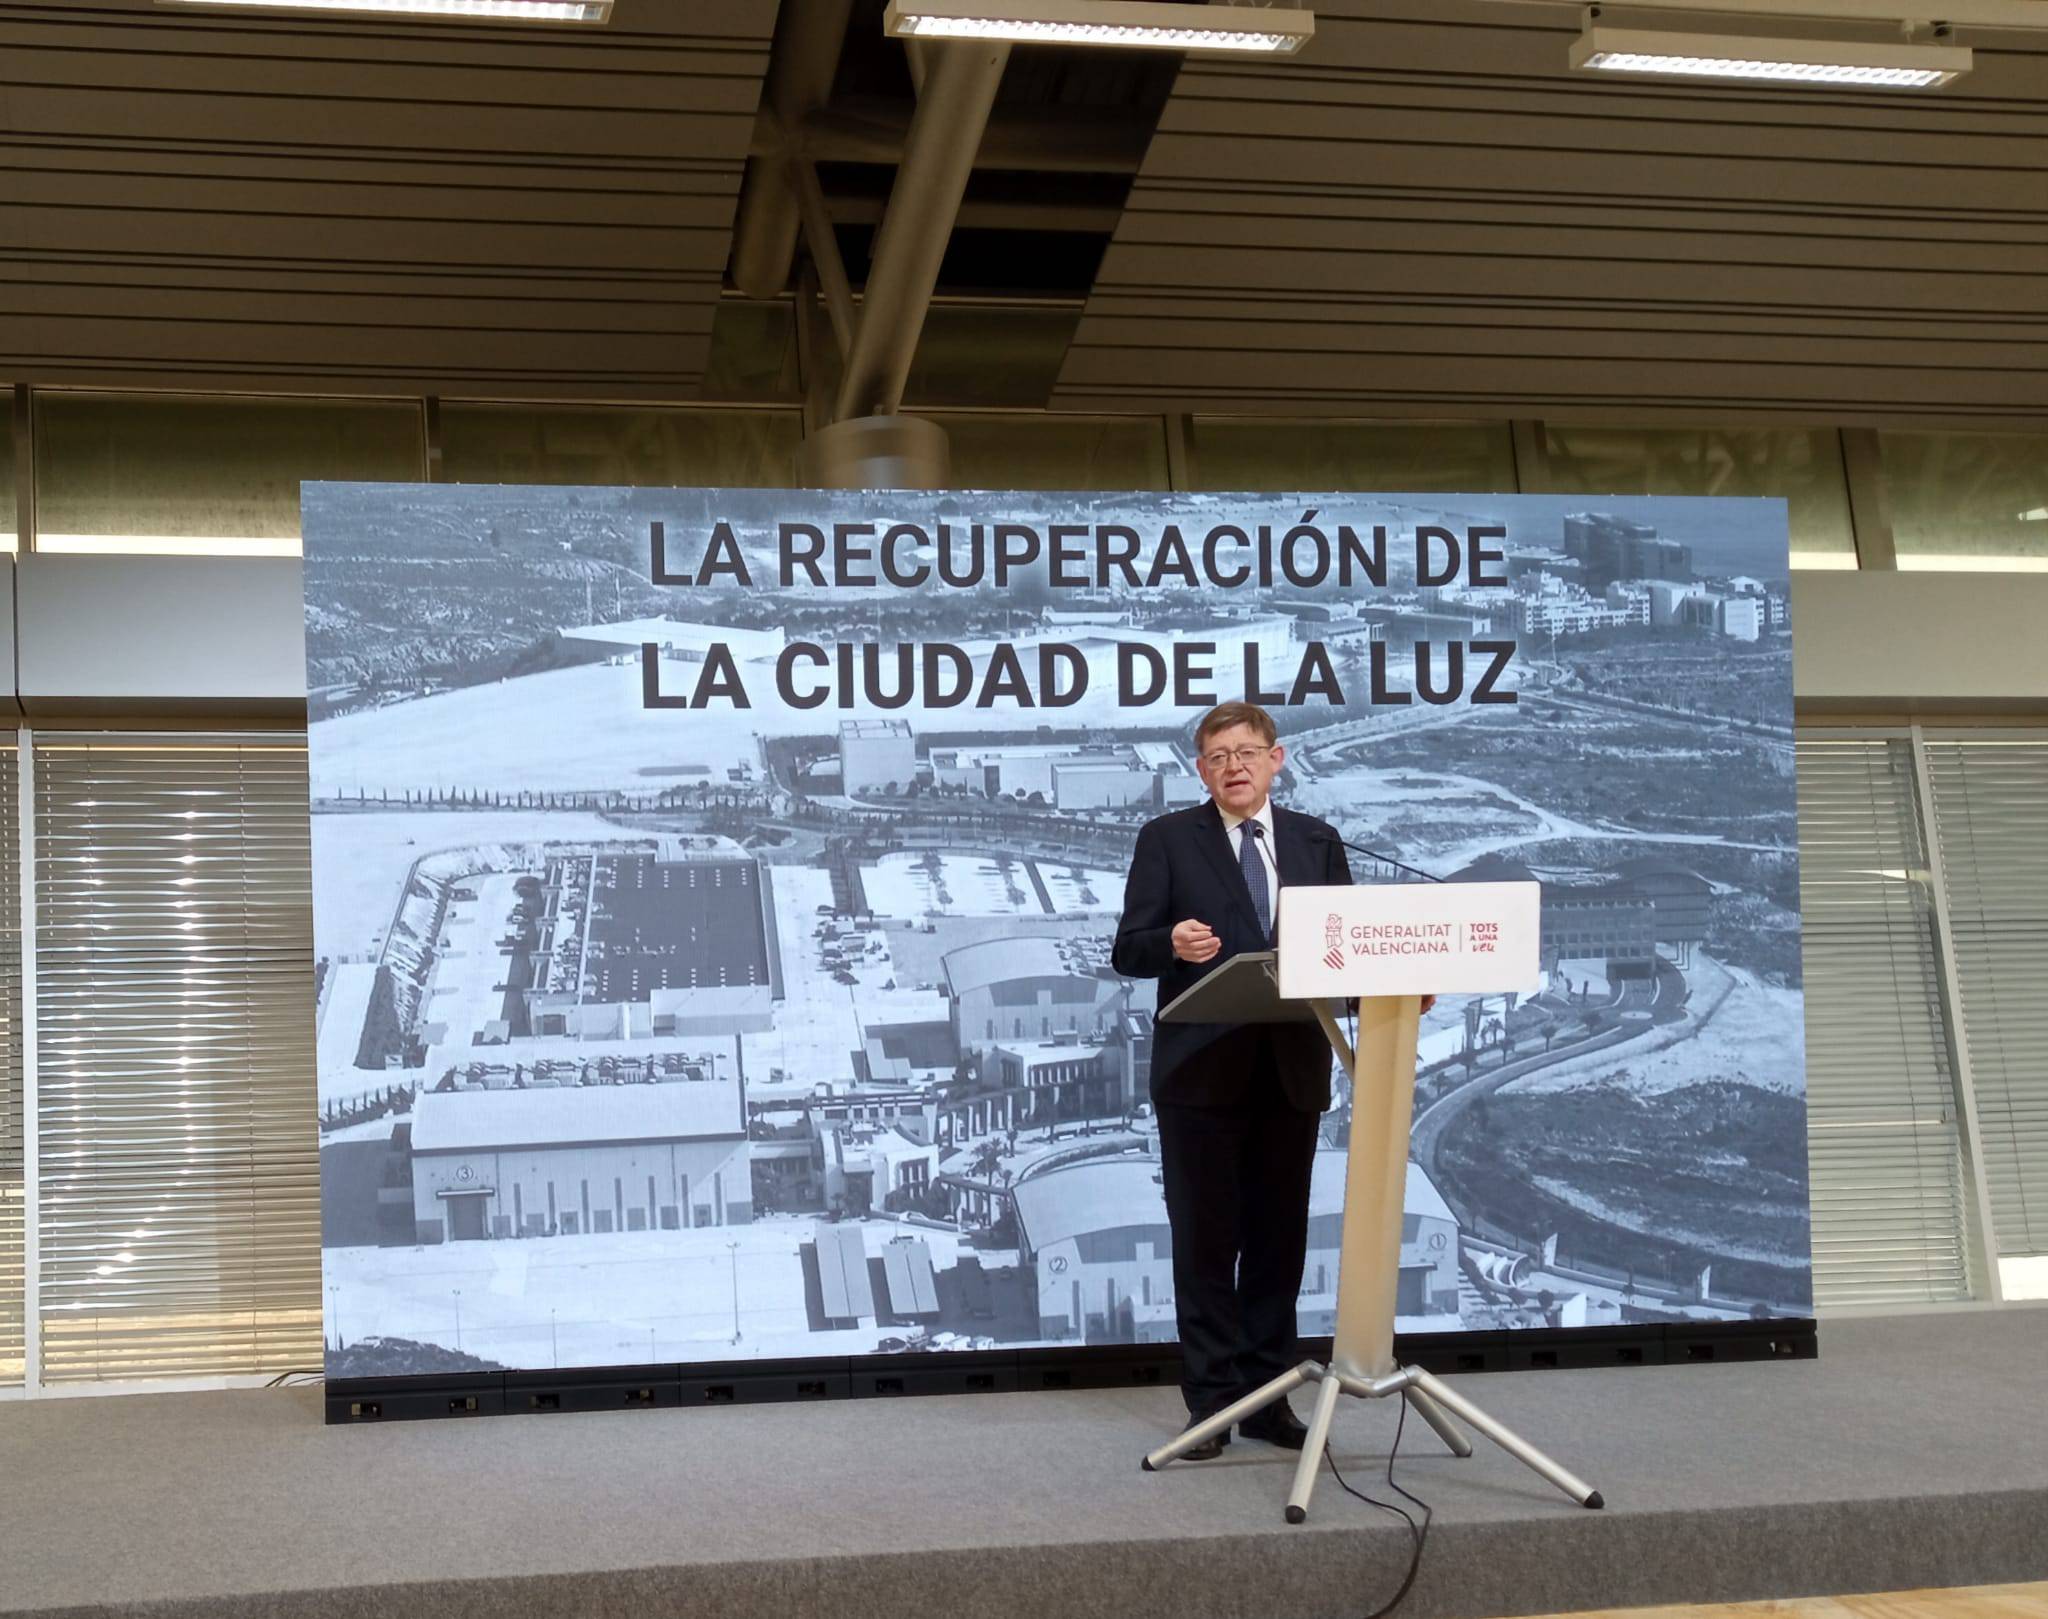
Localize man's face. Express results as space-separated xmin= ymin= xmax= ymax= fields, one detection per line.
xmin=1196 ymin=723 xmax=1284 ymax=817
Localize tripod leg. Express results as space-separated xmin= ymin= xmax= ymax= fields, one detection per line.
xmin=1402 ymin=1384 xmax=1474 ymax=1458
xmin=1404 ymin=1367 xmax=1603 ymax=1508
xmin=1143 ymin=1363 xmax=1314 ymax=1472
xmin=1284 ymin=1368 xmax=1347 ymax=1525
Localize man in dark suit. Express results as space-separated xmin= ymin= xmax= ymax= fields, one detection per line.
xmin=1111 ymin=701 xmax=1349 ymax=1458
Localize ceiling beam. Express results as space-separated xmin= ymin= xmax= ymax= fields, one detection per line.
xmin=730 ymin=0 xmax=855 ymax=301
xmin=825 ymin=195 xmax=1125 ymax=233
xmin=836 ymin=40 xmax=1010 ymax=421
xmin=756 ymin=100 xmax=1154 ymax=174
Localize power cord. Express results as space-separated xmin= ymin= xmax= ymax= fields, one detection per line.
xmin=1322 ymin=1390 xmax=1433 ymax=1619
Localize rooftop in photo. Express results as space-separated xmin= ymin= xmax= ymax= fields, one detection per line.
xmin=1014 ymin=1153 xmax=1453 ymax=1253
xmin=583 ymin=855 xmax=769 ymax=1004
xmin=942 ymin=935 xmax=1075 ymax=997
xmin=411 ymin=1078 xmax=744 ymax=1154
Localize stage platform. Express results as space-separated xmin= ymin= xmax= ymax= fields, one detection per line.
xmin=2 ymin=1311 xmax=2042 ymax=1619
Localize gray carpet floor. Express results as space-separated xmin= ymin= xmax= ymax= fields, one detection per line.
xmin=2 ymin=1310 xmax=2044 ymax=1619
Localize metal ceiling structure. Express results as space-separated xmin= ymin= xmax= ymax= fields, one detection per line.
xmin=1 ymin=0 xmax=2044 ymax=429
xmin=0 ymin=0 xmax=776 ymax=398
xmin=1051 ymin=0 xmax=2048 ymax=429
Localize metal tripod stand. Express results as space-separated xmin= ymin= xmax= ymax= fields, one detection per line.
xmin=1140 ymin=994 xmax=1604 ymax=1523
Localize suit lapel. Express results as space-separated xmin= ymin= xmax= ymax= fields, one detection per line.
xmin=1272 ymin=805 xmax=1319 ymax=890
xmin=1194 ymin=800 xmax=1262 ymax=934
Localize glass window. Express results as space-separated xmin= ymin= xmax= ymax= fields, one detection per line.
xmin=1187 ymin=418 xmax=1517 ymax=495
xmin=1881 ymin=432 xmax=2048 ymax=573
xmin=1922 ymin=731 xmax=2048 ymax=1296
xmin=1 ymin=390 xmax=16 ymax=554
xmin=1543 ymin=425 xmax=1855 ymax=570
xmin=441 ymin=404 xmax=800 ymax=488
xmin=1797 ymin=734 xmax=1978 ymax=1307
xmin=923 ymin=412 xmax=1170 ymax=491
xmin=0 ymin=745 xmax=20 ymax=1385
xmin=33 ymin=734 xmax=319 ymax=1382
xmin=34 ymin=391 xmax=423 ymax=555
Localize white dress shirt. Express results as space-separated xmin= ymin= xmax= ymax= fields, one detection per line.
xmin=1219 ymin=798 xmax=1281 ymax=904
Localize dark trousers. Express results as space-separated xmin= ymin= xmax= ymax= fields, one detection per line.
xmin=1156 ymin=1097 xmax=1321 ymax=1419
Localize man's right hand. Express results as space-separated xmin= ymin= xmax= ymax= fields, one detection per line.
xmin=1171 ymin=919 xmax=1221 ymax=964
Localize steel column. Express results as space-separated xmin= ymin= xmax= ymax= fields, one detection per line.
xmin=833 ymin=39 xmax=1010 ymax=422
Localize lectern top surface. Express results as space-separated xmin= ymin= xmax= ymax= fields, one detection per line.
xmin=1157 ymin=952 xmax=1330 ymax=1025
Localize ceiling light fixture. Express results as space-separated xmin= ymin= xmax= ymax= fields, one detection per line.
xmin=1572 ymin=22 xmax=1970 ymax=87
xmin=157 ymin=0 xmax=611 ymax=23
xmin=882 ymin=0 xmax=1315 ymax=55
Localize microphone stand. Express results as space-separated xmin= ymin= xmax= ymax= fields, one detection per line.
xmin=1313 ymin=829 xmax=1445 ymax=885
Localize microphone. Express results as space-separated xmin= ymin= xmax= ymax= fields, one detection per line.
xmin=1309 ymin=826 xmax=1445 ymax=885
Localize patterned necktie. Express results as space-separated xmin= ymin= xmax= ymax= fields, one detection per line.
xmin=1240 ymin=822 xmax=1272 ymax=940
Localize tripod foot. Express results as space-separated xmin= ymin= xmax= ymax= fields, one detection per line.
xmin=1283 ymin=1368 xmax=1347 ymax=1525
xmin=1585 ymin=1490 xmax=1604 ymax=1510
xmin=1402 ymin=1384 xmax=1474 ymax=1458
xmin=1141 ymin=1458 xmax=1156 ymax=1473
xmin=1141 ymin=1365 xmax=1312 ymax=1473
xmin=1403 ymin=1366 xmax=1602 ymax=1508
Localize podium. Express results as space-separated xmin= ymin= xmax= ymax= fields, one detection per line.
xmin=1140 ymin=881 xmax=1603 ymax=1524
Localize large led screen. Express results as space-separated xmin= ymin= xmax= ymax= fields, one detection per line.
xmin=306 ymin=486 xmax=1810 ymax=1377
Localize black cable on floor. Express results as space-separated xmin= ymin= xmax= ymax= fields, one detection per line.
xmin=1323 ymin=1391 xmax=1433 ymax=1619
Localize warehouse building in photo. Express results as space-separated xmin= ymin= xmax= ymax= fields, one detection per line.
xmin=944 ymin=936 xmax=1129 ymax=1056
xmin=409 ymin=1078 xmax=752 ymax=1243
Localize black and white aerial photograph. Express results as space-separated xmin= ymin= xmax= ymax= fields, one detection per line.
xmin=305 ymin=483 xmax=1811 ymax=1378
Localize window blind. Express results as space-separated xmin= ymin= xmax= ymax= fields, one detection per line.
xmin=0 ymin=745 xmax=22 ymax=1385
xmin=33 ymin=735 xmax=319 ymax=1382
xmin=1797 ymin=737 xmax=1975 ymax=1307
xmin=1923 ymin=733 xmax=2048 ymax=1263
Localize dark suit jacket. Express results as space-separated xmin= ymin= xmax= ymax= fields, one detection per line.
xmin=1112 ymin=799 xmax=1352 ymax=1113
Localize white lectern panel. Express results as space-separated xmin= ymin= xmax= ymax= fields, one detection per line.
xmin=1275 ymin=880 xmax=1542 ymax=1000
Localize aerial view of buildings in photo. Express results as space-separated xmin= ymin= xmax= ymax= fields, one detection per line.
xmin=306 ymin=484 xmax=1809 ymax=1377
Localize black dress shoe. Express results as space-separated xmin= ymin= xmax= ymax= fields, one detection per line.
xmin=1179 ymin=1422 xmax=1233 ymax=1461
xmin=1239 ymin=1401 xmax=1310 ymax=1450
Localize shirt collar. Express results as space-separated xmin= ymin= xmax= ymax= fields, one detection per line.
xmin=1218 ymin=799 xmax=1275 ymax=841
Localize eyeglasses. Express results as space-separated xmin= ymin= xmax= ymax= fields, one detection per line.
xmin=1202 ymin=745 xmax=1273 ymax=770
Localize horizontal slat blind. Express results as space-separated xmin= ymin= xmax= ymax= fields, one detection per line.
xmin=1924 ymin=734 xmax=2048 ymax=1261
xmin=1797 ymin=736 xmax=1974 ymax=1307
xmin=34 ymin=735 xmax=319 ymax=1382
xmin=0 ymin=745 xmax=22 ymax=1385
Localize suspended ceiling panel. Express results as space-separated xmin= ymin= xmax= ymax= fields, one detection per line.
xmin=0 ymin=0 xmax=777 ymax=399
xmin=1054 ymin=0 xmax=2048 ymax=429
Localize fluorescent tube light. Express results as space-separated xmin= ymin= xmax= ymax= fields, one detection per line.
xmin=1895 ymin=552 xmax=2048 ymax=572
xmin=1572 ymin=24 xmax=1969 ymax=87
xmin=38 ymin=535 xmax=305 ymax=557
xmin=884 ymin=0 xmax=1315 ymax=55
xmin=158 ymin=1 xmax=611 ymax=22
